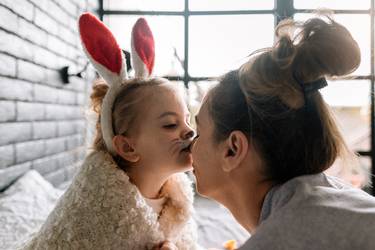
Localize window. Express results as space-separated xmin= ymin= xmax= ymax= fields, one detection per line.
xmin=189 ymin=15 xmax=274 ymax=77
xmin=100 ymin=0 xmax=375 ymax=194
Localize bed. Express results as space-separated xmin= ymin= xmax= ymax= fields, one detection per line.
xmin=0 ymin=170 xmax=249 ymax=250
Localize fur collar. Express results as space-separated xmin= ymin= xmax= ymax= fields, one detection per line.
xmin=21 ymin=150 xmax=197 ymax=250
xmin=85 ymin=150 xmax=195 ymax=242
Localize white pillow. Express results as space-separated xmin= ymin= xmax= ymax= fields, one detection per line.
xmin=0 ymin=170 xmax=64 ymax=250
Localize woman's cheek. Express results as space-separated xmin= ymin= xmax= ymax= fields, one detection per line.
xmin=192 ymin=142 xmax=204 ymax=168
xmin=191 ymin=141 xmax=199 ymax=160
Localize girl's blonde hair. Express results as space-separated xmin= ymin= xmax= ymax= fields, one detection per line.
xmin=207 ymin=16 xmax=361 ymax=183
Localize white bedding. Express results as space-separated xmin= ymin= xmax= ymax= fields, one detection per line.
xmin=194 ymin=196 xmax=250 ymax=249
xmin=0 ymin=171 xmax=64 ymax=250
xmin=0 ymin=171 xmax=249 ymax=250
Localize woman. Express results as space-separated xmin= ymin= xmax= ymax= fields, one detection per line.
xmin=190 ymin=16 xmax=375 ymax=249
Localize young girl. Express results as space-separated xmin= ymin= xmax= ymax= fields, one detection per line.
xmin=20 ymin=13 xmax=199 ymax=249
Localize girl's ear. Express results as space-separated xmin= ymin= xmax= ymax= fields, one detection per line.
xmin=78 ymin=12 xmax=127 ymax=85
xmin=221 ymin=131 xmax=249 ymax=172
xmin=112 ymin=135 xmax=140 ymax=163
xmin=131 ymin=18 xmax=155 ymax=77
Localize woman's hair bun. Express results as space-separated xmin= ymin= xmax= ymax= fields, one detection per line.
xmin=291 ymin=16 xmax=361 ymax=81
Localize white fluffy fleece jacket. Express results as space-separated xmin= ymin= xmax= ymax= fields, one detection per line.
xmin=20 ymin=150 xmax=199 ymax=250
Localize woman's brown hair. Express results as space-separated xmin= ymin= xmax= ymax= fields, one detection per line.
xmin=207 ymin=16 xmax=361 ymax=183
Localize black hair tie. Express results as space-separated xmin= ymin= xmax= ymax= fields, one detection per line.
xmin=293 ymin=72 xmax=328 ymax=100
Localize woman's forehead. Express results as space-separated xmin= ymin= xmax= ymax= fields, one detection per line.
xmin=196 ymin=101 xmax=209 ymax=125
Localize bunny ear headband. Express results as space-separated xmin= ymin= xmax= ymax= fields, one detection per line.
xmin=78 ymin=12 xmax=155 ymax=155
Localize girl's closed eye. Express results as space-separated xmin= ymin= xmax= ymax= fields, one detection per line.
xmin=163 ymin=123 xmax=177 ymax=129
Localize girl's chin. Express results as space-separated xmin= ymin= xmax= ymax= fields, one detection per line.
xmin=171 ymin=164 xmax=193 ymax=174
xmin=178 ymin=151 xmax=193 ymax=164
xmin=178 ymin=163 xmax=193 ymax=172
xmin=183 ymin=165 xmax=194 ymax=171
xmin=177 ymin=157 xmax=193 ymax=170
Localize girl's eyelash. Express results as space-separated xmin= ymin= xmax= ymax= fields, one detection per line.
xmin=163 ymin=119 xmax=191 ymax=129
xmin=163 ymin=124 xmax=177 ymax=129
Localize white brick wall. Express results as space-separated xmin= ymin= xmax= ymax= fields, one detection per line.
xmin=32 ymin=121 xmax=57 ymax=139
xmin=0 ymin=101 xmax=16 ymax=121
xmin=0 ymin=54 xmax=16 ymax=77
xmin=0 ymin=77 xmax=33 ymax=101
xmin=0 ymin=145 xmax=14 ymax=168
xmin=0 ymin=0 xmax=98 ymax=189
xmin=0 ymin=122 xmax=32 ymax=145
xmin=15 ymin=140 xmax=46 ymax=163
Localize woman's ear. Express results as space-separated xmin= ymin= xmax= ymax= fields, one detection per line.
xmin=222 ymin=131 xmax=249 ymax=172
xmin=112 ymin=135 xmax=140 ymax=163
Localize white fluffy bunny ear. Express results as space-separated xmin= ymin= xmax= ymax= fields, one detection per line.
xmin=79 ymin=12 xmax=127 ymax=85
xmin=131 ymin=18 xmax=155 ymax=77
xmin=78 ymin=12 xmax=127 ymax=156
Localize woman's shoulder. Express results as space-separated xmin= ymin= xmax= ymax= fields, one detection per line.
xmin=248 ymin=173 xmax=375 ymax=250
xmin=268 ymin=173 xmax=375 ymax=209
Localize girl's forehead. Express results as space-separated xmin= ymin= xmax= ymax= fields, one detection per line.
xmin=151 ymin=84 xmax=179 ymax=101
xmin=145 ymin=85 xmax=188 ymax=116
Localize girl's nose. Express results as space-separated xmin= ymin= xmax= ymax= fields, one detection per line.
xmin=183 ymin=128 xmax=195 ymax=140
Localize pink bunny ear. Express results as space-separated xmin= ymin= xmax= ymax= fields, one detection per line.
xmin=131 ymin=18 xmax=155 ymax=77
xmin=79 ymin=12 xmax=127 ymax=85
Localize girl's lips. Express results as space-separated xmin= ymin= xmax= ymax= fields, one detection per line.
xmin=179 ymin=140 xmax=192 ymax=153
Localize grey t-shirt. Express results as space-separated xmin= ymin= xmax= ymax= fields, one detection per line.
xmin=239 ymin=173 xmax=375 ymax=250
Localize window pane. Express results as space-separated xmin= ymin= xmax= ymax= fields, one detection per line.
xmin=322 ymin=80 xmax=370 ymax=107
xmin=294 ymin=14 xmax=370 ymax=75
xmin=357 ymin=157 xmax=372 ymax=193
xmin=189 ymin=0 xmax=274 ymax=11
xmin=322 ymin=80 xmax=370 ymax=152
xmin=189 ymin=15 xmax=274 ymax=77
xmin=104 ymin=15 xmax=184 ymax=77
xmin=294 ymin=0 xmax=370 ymax=10
xmin=326 ymin=156 xmax=371 ymax=190
xmin=104 ymin=0 xmax=184 ymax=11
